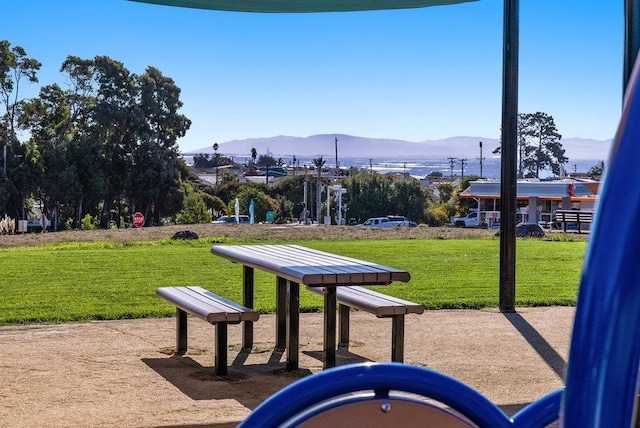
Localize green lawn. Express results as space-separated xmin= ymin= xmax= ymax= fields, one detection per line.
xmin=0 ymin=237 xmax=587 ymax=325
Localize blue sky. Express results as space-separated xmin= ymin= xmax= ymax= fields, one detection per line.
xmin=4 ymin=0 xmax=623 ymax=153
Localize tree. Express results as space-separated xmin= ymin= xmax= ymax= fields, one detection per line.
xmin=452 ymin=175 xmax=481 ymax=215
xmin=250 ymin=147 xmax=257 ymax=164
xmin=388 ymin=178 xmax=429 ymax=222
xmin=436 ymin=182 xmax=454 ymax=203
xmin=587 ymin=160 xmax=605 ymax=179
xmin=199 ymin=191 xmax=226 ymax=218
xmin=235 ymin=185 xmax=278 ymax=223
xmin=0 ymin=40 xmax=42 ymax=137
xmin=313 ymin=156 xmax=326 ymax=222
xmin=175 ymin=183 xmax=211 ymax=224
xmin=0 ymin=41 xmax=42 ymax=220
xmin=494 ymin=112 xmax=568 ymax=178
xmin=256 ymin=154 xmax=277 ymax=167
xmin=522 ymin=112 xmax=567 ymax=177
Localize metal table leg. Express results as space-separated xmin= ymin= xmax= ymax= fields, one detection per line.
xmin=286 ymin=280 xmax=300 ymax=371
xmin=242 ymin=266 xmax=254 ymax=349
xmin=276 ymin=276 xmax=287 ymax=349
xmin=324 ymin=285 xmax=337 ymax=369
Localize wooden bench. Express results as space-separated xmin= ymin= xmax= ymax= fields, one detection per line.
xmin=306 ymin=286 xmax=424 ymax=363
xmin=555 ymin=210 xmax=594 ymax=233
xmin=156 ymin=286 xmax=259 ymax=376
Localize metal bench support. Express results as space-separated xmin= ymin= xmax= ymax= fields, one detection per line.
xmin=215 ymin=322 xmax=228 ymax=376
xmin=157 ymin=286 xmax=259 ymax=377
xmin=391 ymin=314 xmax=405 ymax=363
xmin=176 ymin=307 xmax=188 ymax=354
xmin=339 ymin=303 xmax=350 ymax=347
xmin=310 ymin=286 xmax=423 ymax=365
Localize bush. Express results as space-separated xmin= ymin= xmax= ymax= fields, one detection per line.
xmin=81 ymin=214 xmax=97 ymax=230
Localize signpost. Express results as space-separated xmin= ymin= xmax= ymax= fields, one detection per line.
xmin=133 ymin=212 xmax=145 ymax=228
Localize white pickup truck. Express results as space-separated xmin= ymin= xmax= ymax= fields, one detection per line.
xmin=451 ymin=211 xmax=480 ymax=228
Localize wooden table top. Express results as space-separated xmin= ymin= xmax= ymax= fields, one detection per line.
xmin=211 ymin=244 xmax=410 ymax=286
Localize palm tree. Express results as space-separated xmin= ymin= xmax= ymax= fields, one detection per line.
xmin=251 ymin=147 xmax=257 ymax=164
xmin=313 ymin=156 xmax=326 ymax=223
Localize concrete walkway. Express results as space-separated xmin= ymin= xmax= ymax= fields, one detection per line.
xmin=0 ymin=307 xmax=574 ymax=427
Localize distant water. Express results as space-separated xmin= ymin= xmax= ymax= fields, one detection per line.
xmin=183 ymin=155 xmax=602 ymax=180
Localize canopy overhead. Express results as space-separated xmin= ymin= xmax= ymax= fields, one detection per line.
xmin=129 ymin=0 xmax=476 ymax=13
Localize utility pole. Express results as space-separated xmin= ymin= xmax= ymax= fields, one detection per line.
xmin=334 ymin=137 xmax=339 ymax=171
xmin=447 ymin=157 xmax=457 ymax=182
xmin=459 ymin=158 xmax=467 ymax=180
xmin=478 ymin=141 xmax=485 ymax=178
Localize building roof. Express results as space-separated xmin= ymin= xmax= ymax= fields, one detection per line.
xmin=460 ymin=179 xmax=599 ymax=201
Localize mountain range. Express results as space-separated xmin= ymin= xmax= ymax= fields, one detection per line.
xmin=184 ymin=134 xmax=612 ymax=161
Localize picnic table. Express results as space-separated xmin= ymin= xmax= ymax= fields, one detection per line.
xmin=210 ymin=244 xmax=412 ymax=370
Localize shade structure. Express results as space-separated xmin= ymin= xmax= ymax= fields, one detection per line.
xmin=130 ymin=0 xmax=476 ymax=13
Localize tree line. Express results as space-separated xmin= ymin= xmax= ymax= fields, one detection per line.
xmin=3 ymin=39 xmax=586 ymax=232
xmin=1 ymin=40 xmax=191 ymax=229
xmin=0 ymin=40 xmax=462 ymax=230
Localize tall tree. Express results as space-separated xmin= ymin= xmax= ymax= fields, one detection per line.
xmin=521 ymin=112 xmax=567 ymax=177
xmin=135 ymin=66 xmax=191 ymax=225
xmin=494 ymin=112 xmax=567 ymax=178
xmin=0 ymin=40 xmax=41 ymax=137
xmin=0 ymin=41 xmax=42 ymax=220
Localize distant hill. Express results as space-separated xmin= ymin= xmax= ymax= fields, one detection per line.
xmin=184 ymin=134 xmax=612 ymax=161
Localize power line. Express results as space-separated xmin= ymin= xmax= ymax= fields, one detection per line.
xmin=447 ymin=157 xmax=457 ymax=182
xmin=459 ymin=158 xmax=467 ymax=180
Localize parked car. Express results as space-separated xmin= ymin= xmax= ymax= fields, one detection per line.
xmin=213 ymin=215 xmax=250 ymax=224
xmin=361 ymin=216 xmax=416 ymax=228
xmin=27 ymin=219 xmax=51 ymax=232
xmin=386 ymin=215 xmax=417 ymax=227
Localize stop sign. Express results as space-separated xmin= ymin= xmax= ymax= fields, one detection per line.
xmin=133 ymin=212 xmax=145 ymax=228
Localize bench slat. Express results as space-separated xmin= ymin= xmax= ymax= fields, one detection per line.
xmin=307 ymin=286 xmax=424 ymax=318
xmin=157 ymin=286 xmax=259 ymax=324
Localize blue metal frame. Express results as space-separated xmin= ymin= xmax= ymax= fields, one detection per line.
xmin=239 ymin=363 xmax=561 ymax=427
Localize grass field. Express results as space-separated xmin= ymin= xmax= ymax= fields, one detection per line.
xmin=0 ymin=233 xmax=587 ymax=325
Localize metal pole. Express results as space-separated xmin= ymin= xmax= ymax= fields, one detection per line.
xmin=624 ymin=0 xmax=640 ymax=96
xmin=303 ymin=180 xmax=308 ymax=223
xmin=499 ymin=0 xmax=519 ymax=312
xmin=479 ymin=141 xmax=484 ymax=178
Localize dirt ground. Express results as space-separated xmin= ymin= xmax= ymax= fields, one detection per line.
xmin=0 ymin=224 xmax=579 ymax=427
xmin=0 ymin=221 xmax=588 ymax=249
xmin=0 ymin=222 xmax=505 ymax=248
xmin=0 ymin=308 xmax=575 ymax=427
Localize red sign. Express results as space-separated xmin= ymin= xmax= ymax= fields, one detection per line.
xmin=133 ymin=212 xmax=145 ymax=228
